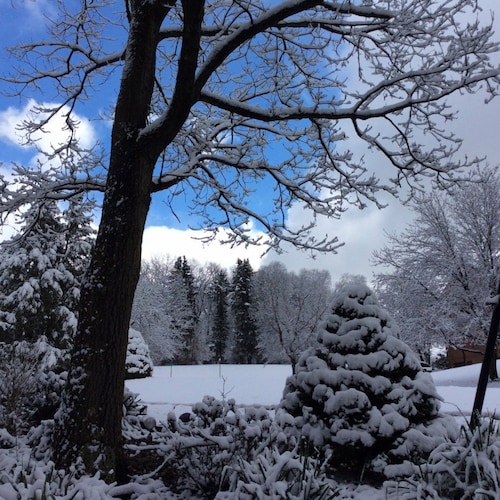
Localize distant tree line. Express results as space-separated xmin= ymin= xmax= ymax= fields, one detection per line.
xmin=0 ymin=166 xmax=496 ymax=372
xmin=0 ymin=192 xmax=333 ymax=369
xmin=131 ymin=257 xmax=334 ymax=369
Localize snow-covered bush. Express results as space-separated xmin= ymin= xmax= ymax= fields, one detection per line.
xmin=216 ymin=445 xmax=338 ymax=499
xmin=125 ymin=328 xmax=153 ymax=379
xmin=152 ymin=396 xmax=280 ymax=497
xmin=386 ymin=417 xmax=500 ymax=499
xmin=0 ymin=447 xmax=171 ymax=499
xmin=0 ymin=338 xmax=66 ymax=435
xmin=280 ymin=284 xmax=457 ymax=481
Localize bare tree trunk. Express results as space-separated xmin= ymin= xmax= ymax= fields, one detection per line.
xmin=53 ymin=153 xmax=154 ymax=480
xmin=52 ymin=2 xmax=167 ymax=480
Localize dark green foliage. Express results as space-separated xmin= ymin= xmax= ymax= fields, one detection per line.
xmin=170 ymin=256 xmax=198 ymax=364
xmin=210 ymin=269 xmax=230 ymax=362
xmin=231 ymin=258 xmax=259 ymax=364
xmin=0 ymin=197 xmax=94 ymax=349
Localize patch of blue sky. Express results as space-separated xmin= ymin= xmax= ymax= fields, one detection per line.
xmin=0 ymin=0 xmax=380 ymax=241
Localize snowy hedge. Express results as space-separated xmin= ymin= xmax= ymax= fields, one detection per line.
xmin=280 ymin=284 xmax=458 ymax=481
xmin=125 ymin=328 xmax=154 ymax=379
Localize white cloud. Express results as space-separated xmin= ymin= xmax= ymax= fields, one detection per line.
xmin=0 ymin=99 xmax=97 ymax=164
xmin=141 ymin=226 xmax=267 ymax=271
xmin=260 ymin=200 xmax=413 ymax=284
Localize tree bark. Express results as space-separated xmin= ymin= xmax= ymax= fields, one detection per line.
xmin=52 ymin=2 xmax=168 ymax=480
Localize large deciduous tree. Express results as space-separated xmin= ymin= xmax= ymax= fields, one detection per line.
xmin=1 ymin=0 xmax=498 ymax=478
xmin=256 ymin=262 xmax=332 ymax=372
xmin=373 ymin=166 xmax=500 ymax=373
xmin=131 ymin=259 xmax=183 ymax=365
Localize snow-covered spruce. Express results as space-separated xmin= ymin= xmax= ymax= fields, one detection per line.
xmin=279 ymin=284 xmax=458 ymax=481
xmin=125 ymin=328 xmax=154 ymax=379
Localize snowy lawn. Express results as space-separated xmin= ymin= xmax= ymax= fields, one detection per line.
xmin=126 ymin=361 xmax=500 ymax=423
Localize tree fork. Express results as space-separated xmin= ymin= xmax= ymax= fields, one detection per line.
xmin=52 ymin=2 xmax=169 ymax=480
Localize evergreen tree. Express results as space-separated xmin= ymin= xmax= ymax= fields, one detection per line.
xmin=210 ymin=268 xmax=230 ymax=363
xmin=231 ymin=259 xmax=258 ymax=364
xmin=61 ymin=195 xmax=96 ymax=282
xmin=125 ymin=328 xmax=154 ymax=379
xmin=0 ymin=199 xmax=94 ymax=349
xmin=280 ymin=283 xmax=457 ymax=480
xmin=169 ymin=256 xmax=198 ymax=364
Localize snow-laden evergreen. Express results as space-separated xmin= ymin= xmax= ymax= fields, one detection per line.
xmin=125 ymin=328 xmax=154 ymax=379
xmin=0 ymin=197 xmax=94 ymax=349
xmin=231 ymin=258 xmax=259 ymax=363
xmin=280 ymin=283 xmax=458 ymax=480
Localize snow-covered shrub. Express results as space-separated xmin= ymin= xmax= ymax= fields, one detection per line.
xmin=280 ymin=284 xmax=457 ymax=481
xmin=216 ymin=445 xmax=338 ymax=499
xmin=157 ymin=396 xmax=279 ymax=498
xmin=0 ymin=449 xmax=118 ymax=499
xmin=125 ymin=328 xmax=154 ymax=379
xmin=123 ymin=387 xmax=148 ymax=417
xmin=0 ymin=338 xmax=66 ymax=435
xmin=385 ymin=417 xmax=500 ymax=499
xmin=0 ymin=446 xmax=172 ymax=500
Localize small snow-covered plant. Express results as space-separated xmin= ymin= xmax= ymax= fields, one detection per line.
xmin=0 ymin=341 xmax=42 ymax=435
xmin=386 ymin=416 xmax=500 ymax=499
xmin=0 ymin=450 xmax=114 ymax=499
xmin=216 ymin=445 xmax=338 ymax=499
xmin=161 ymin=396 xmax=280 ymax=498
xmin=125 ymin=328 xmax=154 ymax=379
xmin=281 ymin=284 xmax=457 ymax=482
xmin=123 ymin=387 xmax=148 ymax=417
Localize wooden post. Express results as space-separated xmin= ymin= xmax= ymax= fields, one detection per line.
xmin=470 ymin=279 xmax=500 ymax=430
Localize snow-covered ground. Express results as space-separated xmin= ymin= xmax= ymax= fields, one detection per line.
xmin=127 ymin=361 xmax=500 ymax=423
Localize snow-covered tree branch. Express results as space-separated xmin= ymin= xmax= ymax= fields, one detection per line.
xmin=1 ymin=0 xmax=498 ymax=478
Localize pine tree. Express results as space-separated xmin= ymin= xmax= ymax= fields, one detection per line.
xmin=231 ymin=259 xmax=258 ymax=364
xmin=280 ymin=283 xmax=457 ymax=480
xmin=0 ymin=199 xmax=94 ymax=349
xmin=169 ymin=256 xmax=198 ymax=364
xmin=210 ymin=268 xmax=230 ymax=363
xmin=125 ymin=328 xmax=153 ymax=379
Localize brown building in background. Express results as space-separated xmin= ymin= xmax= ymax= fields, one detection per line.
xmin=447 ymin=343 xmax=500 ymax=368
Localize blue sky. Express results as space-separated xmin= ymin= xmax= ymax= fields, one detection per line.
xmin=0 ymin=0 xmax=499 ymax=284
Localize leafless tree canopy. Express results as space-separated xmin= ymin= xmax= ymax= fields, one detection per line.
xmin=1 ymin=0 xmax=498 ymax=478
xmin=3 ymin=0 xmax=498 ymax=252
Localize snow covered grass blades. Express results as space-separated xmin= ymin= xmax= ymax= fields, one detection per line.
xmin=386 ymin=416 xmax=500 ymax=499
xmin=217 ymin=445 xmax=338 ymax=499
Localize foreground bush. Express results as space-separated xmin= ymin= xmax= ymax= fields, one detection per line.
xmin=385 ymin=416 xmax=500 ymax=499
xmin=216 ymin=445 xmax=338 ymax=499
xmin=1 ymin=391 xmax=499 ymax=499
